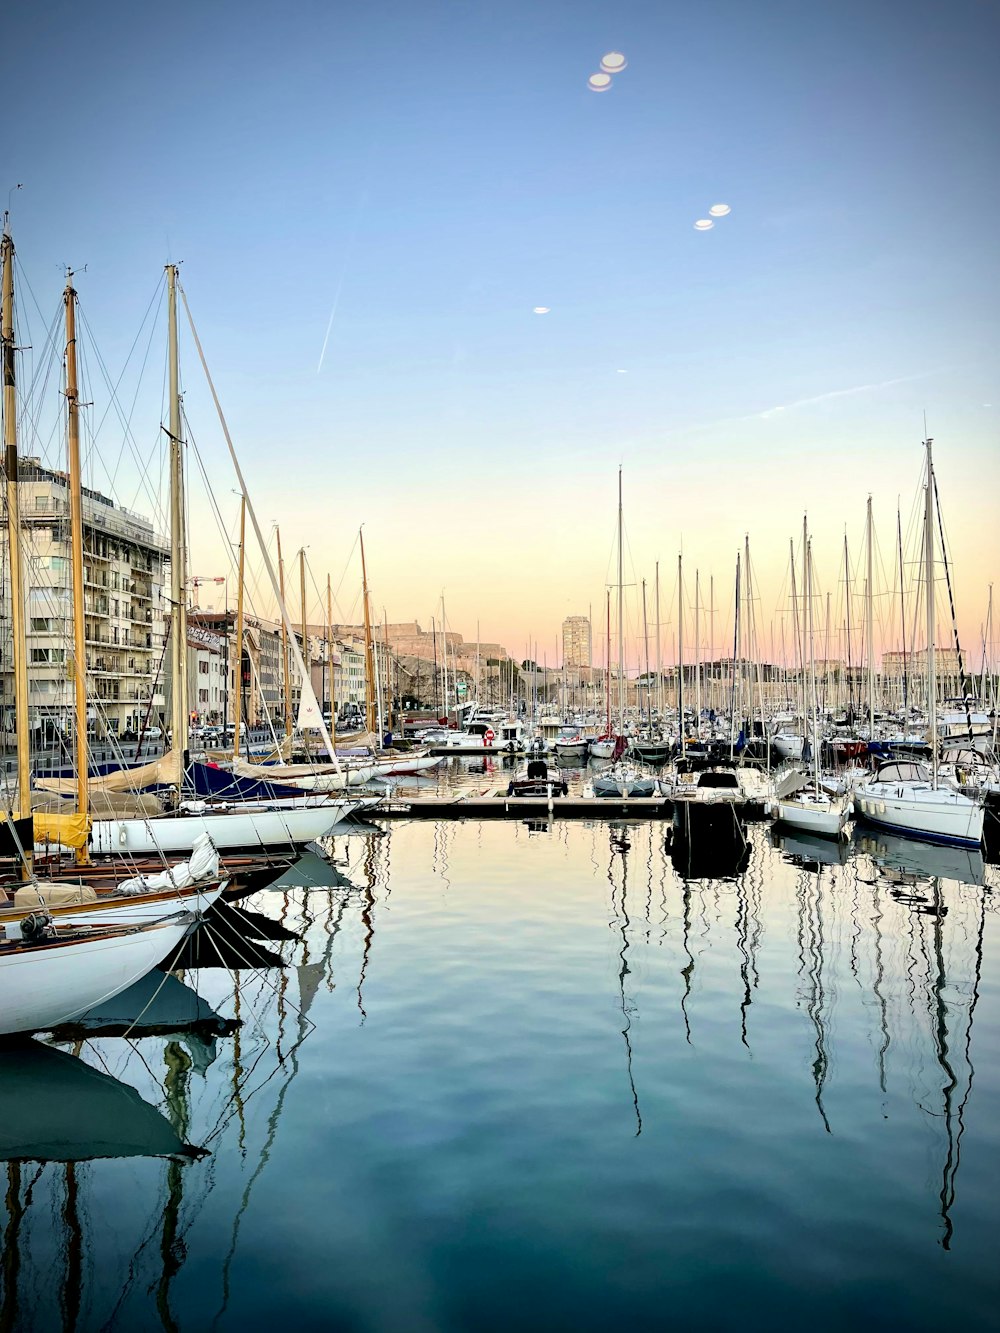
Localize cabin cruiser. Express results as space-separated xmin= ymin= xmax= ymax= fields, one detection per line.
xmin=504 ymin=758 xmax=569 ymax=798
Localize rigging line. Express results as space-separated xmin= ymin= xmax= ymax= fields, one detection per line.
xmin=75 ymin=296 xmax=167 ymax=526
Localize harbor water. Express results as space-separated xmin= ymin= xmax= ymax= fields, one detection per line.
xmin=2 ymin=779 xmax=998 ymax=1330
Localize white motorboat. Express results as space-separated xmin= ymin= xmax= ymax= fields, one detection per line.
xmin=0 ymin=913 xmax=195 ymax=1037
xmin=553 ymin=727 xmax=589 ymax=759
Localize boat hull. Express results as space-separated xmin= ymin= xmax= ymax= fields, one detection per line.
xmin=90 ymin=804 xmax=353 ymax=855
xmin=773 ymin=799 xmax=848 ymax=839
xmin=0 ymin=917 xmax=192 ymax=1037
xmin=853 ymin=787 xmax=984 ymax=848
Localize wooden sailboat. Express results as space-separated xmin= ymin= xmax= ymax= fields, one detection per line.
xmin=32 ymin=266 xmax=367 ymax=852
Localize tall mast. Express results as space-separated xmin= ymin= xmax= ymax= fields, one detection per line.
xmin=694 ymin=569 xmax=702 ymax=738
xmin=843 ymin=534 xmax=854 ymax=721
xmin=729 ymin=552 xmax=740 ymax=758
xmin=326 ymin=573 xmax=336 ymax=746
xmin=709 ymin=573 xmax=715 ymax=722
xmin=807 ymin=537 xmax=819 ymax=786
xmin=232 ymin=495 xmax=246 ymax=760
xmin=166 ymin=265 xmax=189 ymax=763
xmin=641 ymin=579 xmax=650 ymax=732
xmin=677 ymin=552 xmax=684 ymax=756
xmin=64 ymin=275 xmax=89 ymax=828
xmin=866 ymin=494 xmax=875 ymax=737
xmin=925 ymin=439 xmax=937 ymax=787
xmin=2 ymin=223 xmax=30 ymax=825
xmin=896 ymin=505 xmax=908 ymax=713
xmin=359 ymin=528 xmax=376 ymax=733
xmin=605 ymin=589 xmax=611 ymax=735
xmin=789 ymin=536 xmax=801 ymax=736
xmin=276 ymin=526 xmax=292 ymax=738
xmin=654 ymin=560 xmax=662 ymax=722
xmin=616 ymin=467 xmax=624 ymax=730
xmin=299 ymin=547 xmax=308 ymax=740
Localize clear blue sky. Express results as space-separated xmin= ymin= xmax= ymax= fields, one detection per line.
xmin=8 ymin=0 xmax=999 ymax=656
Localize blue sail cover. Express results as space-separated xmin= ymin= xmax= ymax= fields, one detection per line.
xmin=184 ymin=761 xmax=308 ymax=802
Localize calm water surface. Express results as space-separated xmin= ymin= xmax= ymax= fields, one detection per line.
xmin=2 ymin=785 xmax=999 ymax=1331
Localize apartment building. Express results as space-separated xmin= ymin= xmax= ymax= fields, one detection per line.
xmin=0 ymin=457 xmax=168 ymax=739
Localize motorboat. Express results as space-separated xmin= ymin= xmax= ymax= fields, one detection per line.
xmin=503 ymin=758 xmax=569 ymax=798
xmin=772 ymin=784 xmax=850 ymax=840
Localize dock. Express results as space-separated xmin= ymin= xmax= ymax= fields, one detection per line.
xmin=374 ymin=794 xmax=675 ymax=820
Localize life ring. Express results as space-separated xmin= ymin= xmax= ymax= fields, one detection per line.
xmin=485 ymin=728 xmax=495 ymax=746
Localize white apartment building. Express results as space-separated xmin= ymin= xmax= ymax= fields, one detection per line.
xmin=0 ymin=457 xmax=169 ymax=740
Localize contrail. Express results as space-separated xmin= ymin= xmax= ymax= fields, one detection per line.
xmin=316 ymin=187 xmax=369 ymax=375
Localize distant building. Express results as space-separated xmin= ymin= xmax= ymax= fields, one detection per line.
xmin=562 ymin=615 xmax=592 ymax=669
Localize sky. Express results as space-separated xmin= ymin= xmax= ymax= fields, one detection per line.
xmin=7 ymin=0 xmax=1000 ymax=668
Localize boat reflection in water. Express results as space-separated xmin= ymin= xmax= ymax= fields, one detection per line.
xmin=773 ymin=824 xmax=850 ymax=870
xmin=0 ymin=1041 xmax=197 ymax=1163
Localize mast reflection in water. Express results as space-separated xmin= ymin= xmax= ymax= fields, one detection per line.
xmin=0 ymin=820 xmax=995 ymax=1331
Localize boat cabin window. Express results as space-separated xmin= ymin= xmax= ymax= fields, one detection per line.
xmin=696 ymin=771 xmax=739 ymax=789
xmin=874 ymin=760 xmax=929 ymax=783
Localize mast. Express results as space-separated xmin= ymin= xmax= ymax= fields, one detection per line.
xmin=299 ymin=548 xmax=308 ymax=743
xmin=925 ymin=440 xmax=937 ymax=788
xmin=276 ymin=526 xmax=292 ymax=738
xmin=64 ymin=275 xmax=89 ymax=830
xmin=866 ymin=494 xmax=875 ymax=738
xmin=729 ymin=552 xmax=740 ymax=758
xmin=694 ymin=570 xmax=702 ymax=739
xmin=605 ymin=589 xmax=611 ymax=734
xmin=166 ymin=265 xmax=189 ymax=763
xmin=359 ymin=530 xmax=376 ymax=733
xmin=677 ymin=552 xmax=684 ymax=756
xmin=709 ymin=573 xmax=715 ymax=722
xmin=326 ymin=573 xmax=336 ymax=746
xmin=843 ymin=534 xmax=854 ymax=722
xmin=654 ymin=561 xmax=662 ymax=723
xmin=616 ymin=467 xmax=625 ymax=731
xmin=2 ymin=223 xmax=30 ymax=826
xmin=231 ymin=496 xmax=246 ymax=761
xmin=641 ymin=579 xmax=650 ymax=733
xmin=807 ymin=538 xmax=819 ymax=787
xmin=896 ymin=506 xmax=908 ymax=713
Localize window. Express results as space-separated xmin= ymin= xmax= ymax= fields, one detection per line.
xmin=199 ymin=660 xmax=209 ymax=674
xmin=30 ymin=648 xmax=51 ymax=664
xmin=30 ymin=617 xmax=52 ymax=633
xmin=198 ymin=689 xmax=209 ymax=704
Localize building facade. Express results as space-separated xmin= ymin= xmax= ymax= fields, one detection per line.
xmin=562 ymin=615 xmax=592 ymax=670
xmin=0 ymin=457 xmax=169 ymax=739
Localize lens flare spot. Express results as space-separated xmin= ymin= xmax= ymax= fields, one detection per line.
xmin=709 ymin=203 xmax=731 ymax=217
xmin=533 ymin=306 xmax=551 ymax=314
xmin=600 ymin=52 xmax=627 ymax=74
xmin=588 ymin=72 xmax=612 ymax=92
xmin=694 ymin=219 xmax=714 ymax=231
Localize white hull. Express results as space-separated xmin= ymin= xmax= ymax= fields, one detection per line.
xmin=371 ymin=754 xmax=444 ymax=776
xmin=553 ymin=742 xmax=589 ymax=759
xmin=772 ymin=733 xmax=805 ymax=761
xmin=91 ymin=804 xmax=352 ymax=856
xmin=773 ymin=797 xmax=849 ymax=839
xmin=3 ymin=883 xmax=224 ymax=931
xmin=589 ymin=739 xmax=617 ymax=759
xmin=0 ymin=916 xmax=193 ymax=1036
xmin=854 ymin=784 xmax=984 ymax=847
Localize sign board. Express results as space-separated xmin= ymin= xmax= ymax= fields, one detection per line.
xmin=456 ymin=682 xmax=467 ymax=696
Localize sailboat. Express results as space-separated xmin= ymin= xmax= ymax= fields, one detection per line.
xmin=0 ymin=911 xmax=195 ymax=1037
xmin=30 ymin=265 xmax=370 ymax=856
xmin=772 ymin=528 xmax=850 ymax=839
xmin=854 ymin=441 xmax=984 ymax=848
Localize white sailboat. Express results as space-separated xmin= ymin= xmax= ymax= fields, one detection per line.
xmin=854 ymin=440 xmax=984 ymax=848
xmin=773 ymin=528 xmax=850 ymax=839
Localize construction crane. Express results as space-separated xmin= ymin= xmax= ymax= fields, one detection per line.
xmin=189 ymin=575 xmax=225 ymax=610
